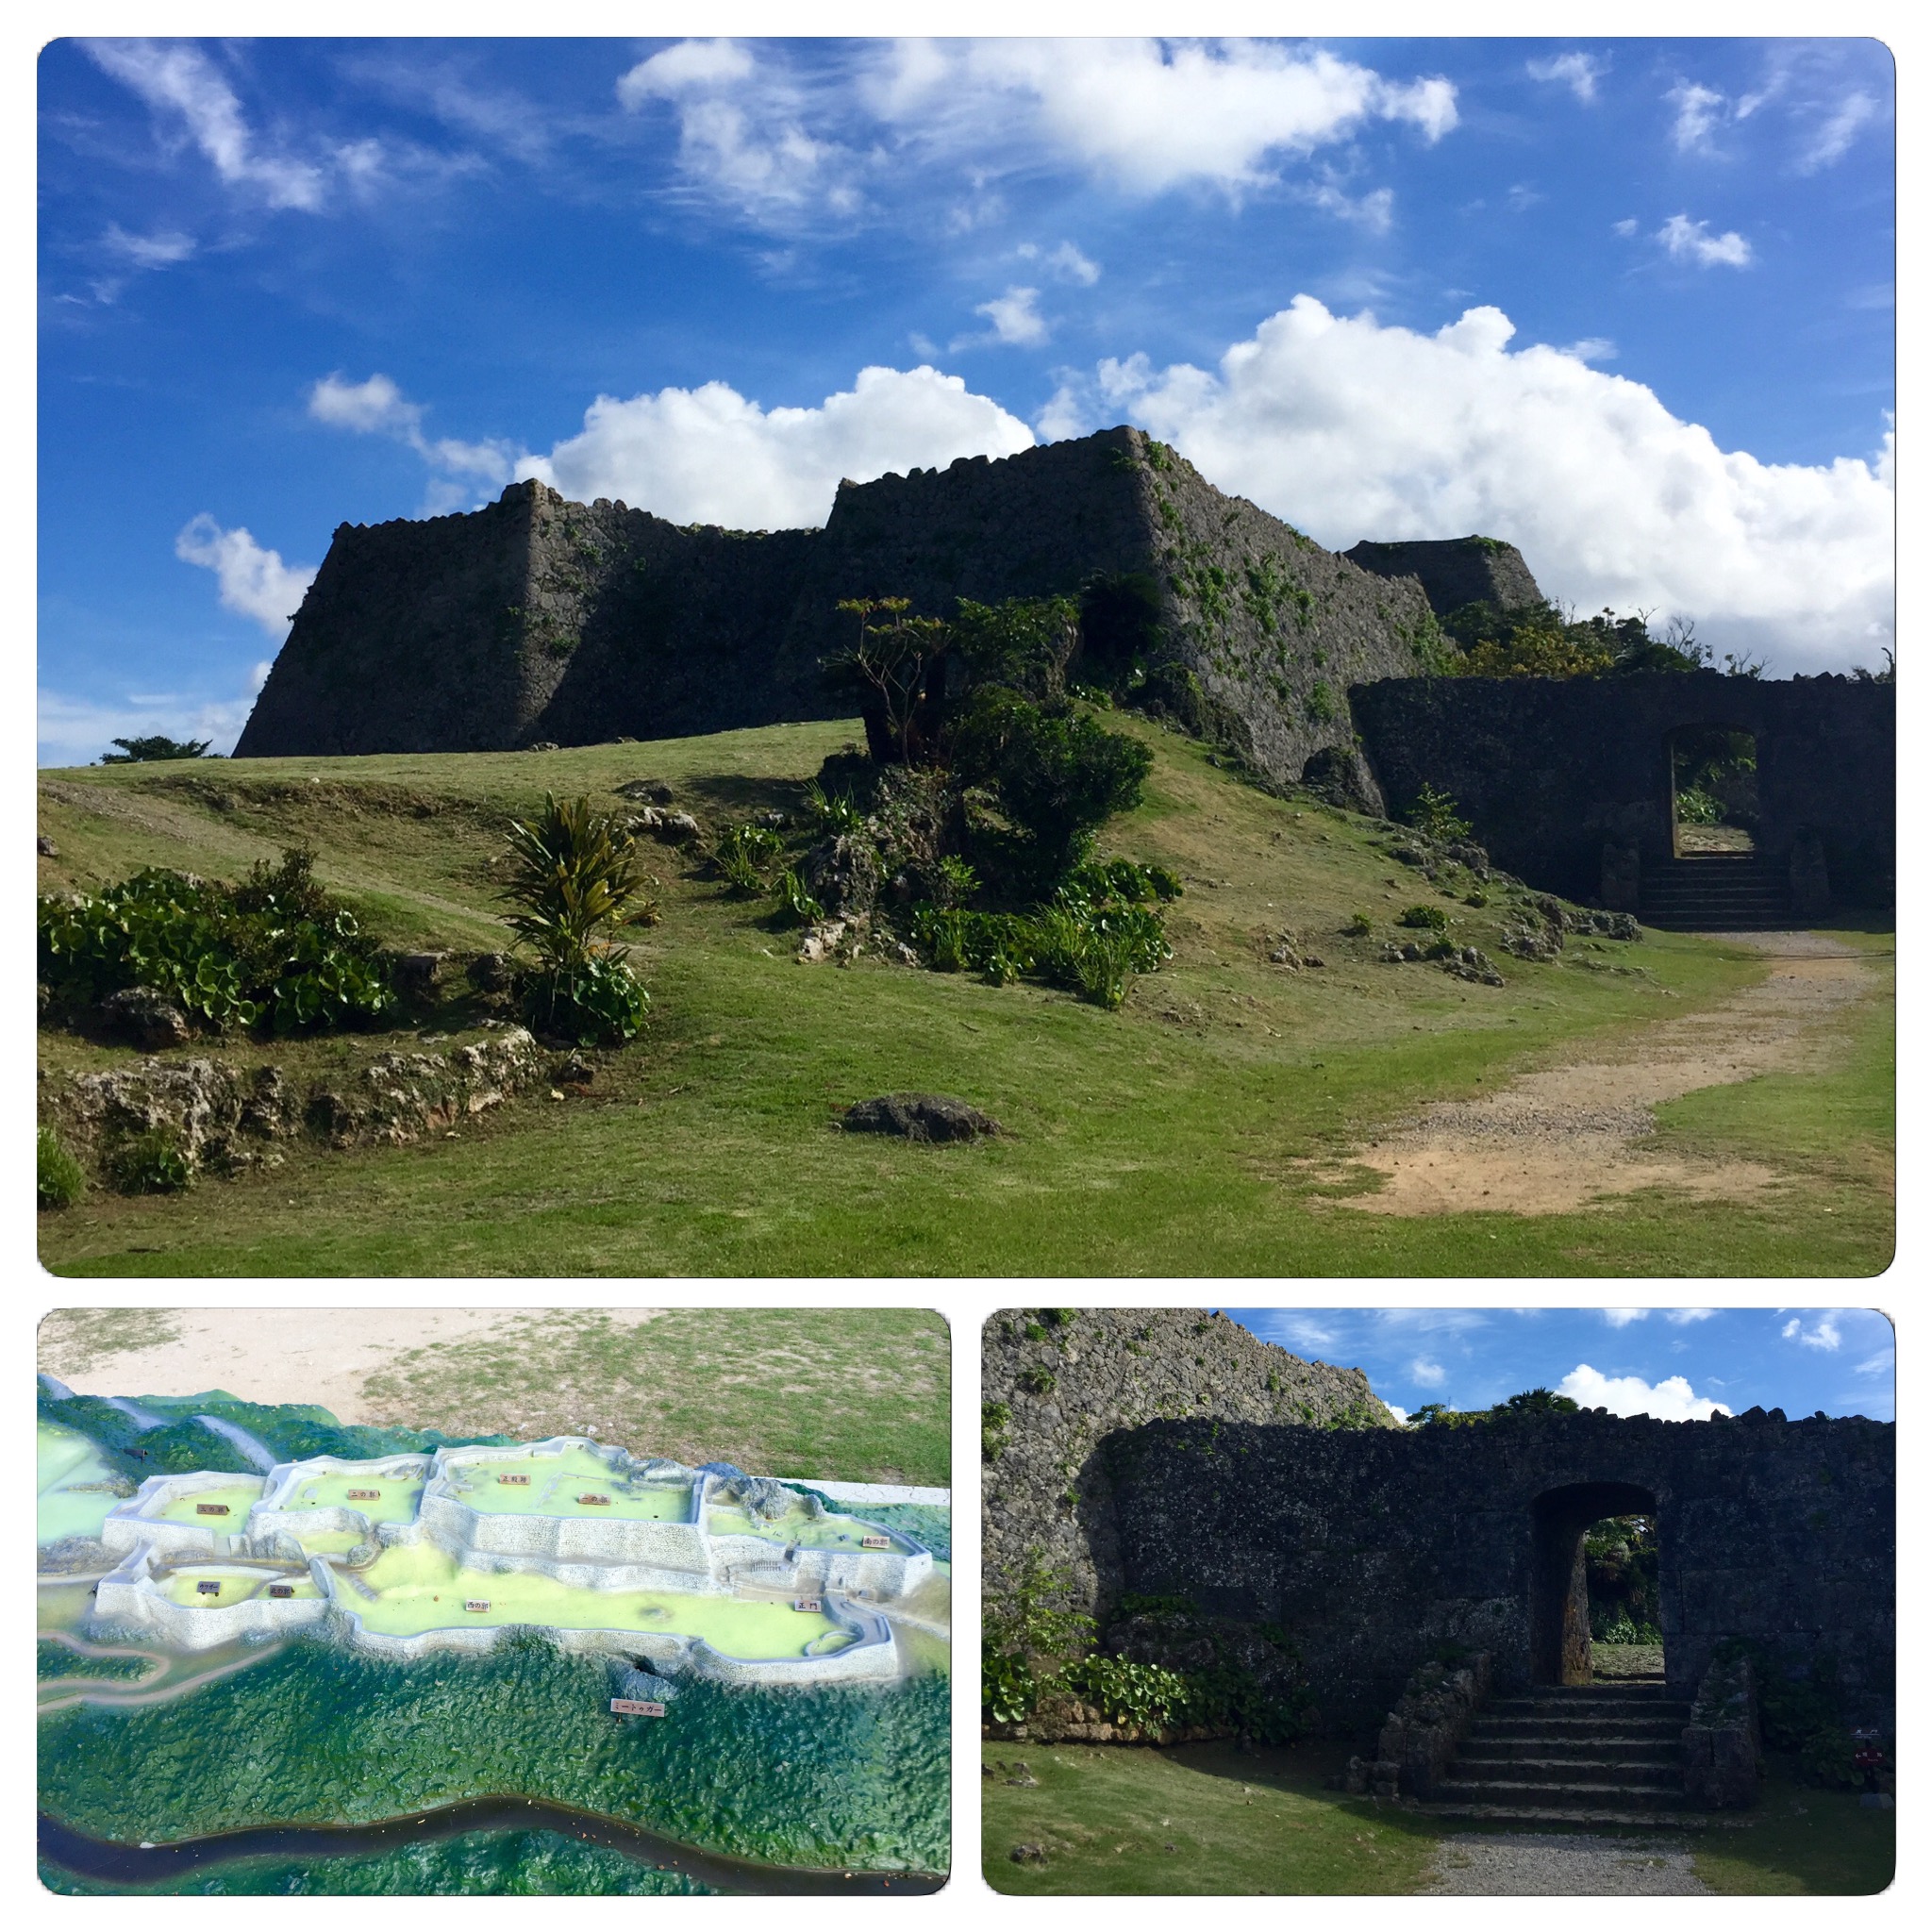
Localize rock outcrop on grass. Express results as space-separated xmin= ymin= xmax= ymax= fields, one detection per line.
xmin=842 ymin=1093 xmax=1003 ymax=1141
xmin=42 ymin=1027 xmax=548 ymax=1188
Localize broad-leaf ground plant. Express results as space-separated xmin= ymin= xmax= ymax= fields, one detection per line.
xmin=38 ymin=847 xmax=394 ymax=1036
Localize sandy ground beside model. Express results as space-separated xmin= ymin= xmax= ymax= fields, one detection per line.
xmin=37 ymin=1307 xmax=667 ymax=1420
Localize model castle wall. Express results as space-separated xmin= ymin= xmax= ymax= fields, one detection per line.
xmin=233 ymin=427 xmax=1439 ymax=790
xmin=91 ymin=1436 xmax=928 ymax=1684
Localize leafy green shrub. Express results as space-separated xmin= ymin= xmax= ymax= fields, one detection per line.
xmin=524 ymin=956 xmax=649 ymax=1047
xmin=1063 ymin=1655 xmax=1191 ymax=1730
xmin=1020 ymin=1364 xmax=1057 ymax=1395
xmin=952 ymin=691 xmax=1154 ymax=885
xmin=107 ymin=1127 xmax=192 ymax=1194
xmin=1303 ymin=680 xmax=1337 ymax=724
xmin=773 ymin=868 xmax=824 ymax=925
xmin=1398 ymin=904 xmax=1450 ymax=931
xmin=981 ymin=1400 xmax=1012 ymax=1461
xmin=37 ymin=1641 xmax=148 ymax=1682
xmin=37 ymin=1127 xmax=85 ymax=1210
xmin=1407 ymin=782 xmax=1473 ymax=843
xmin=1675 ymin=786 xmax=1725 ymax=825
xmin=801 ymin=778 xmax=865 ymax=835
xmin=930 ymin=855 xmax=980 ymax=908
xmin=712 ymin=824 xmax=785 ymax=894
xmin=1345 ymin=910 xmax=1374 ymax=936
xmin=38 ymin=851 xmax=394 ymax=1036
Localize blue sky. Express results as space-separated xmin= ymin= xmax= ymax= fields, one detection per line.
xmin=38 ymin=36 xmax=1894 ymax=764
xmin=1225 ymin=1306 xmax=1895 ymax=1423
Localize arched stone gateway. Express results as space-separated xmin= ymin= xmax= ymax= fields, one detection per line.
xmin=1349 ymin=673 xmax=1893 ymax=924
xmin=1529 ymin=1479 xmax=1659 ymax=1687
xmin=1094 ymin=1407 xmax=1892 ymax=1736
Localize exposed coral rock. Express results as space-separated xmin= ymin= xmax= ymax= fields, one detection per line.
xmin=842 ymin=1092 xmax=1002 ymax=1141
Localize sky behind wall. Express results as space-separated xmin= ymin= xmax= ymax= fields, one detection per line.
xmin=1225 ymin=1306 xmax=1896 ymax=1424
xmin=38 ymin=35 xmax=1894 ymax=765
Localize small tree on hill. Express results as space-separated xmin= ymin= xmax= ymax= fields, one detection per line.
xmin=98 ymin=735 xmax=214 ymax=764
xmin=826 ymin=597 xmax=952 ymax=763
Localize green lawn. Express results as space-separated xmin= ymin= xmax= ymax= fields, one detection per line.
xmin=981 ymin=1742 xmax=1894 ymax=1894
xmin=38 ymin=717 xmax=1892 ymax=1275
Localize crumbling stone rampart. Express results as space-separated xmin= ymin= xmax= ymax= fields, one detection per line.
xmin=1345 ymin=536 xmax=1544 ymax=616
xmin=234 ymin=429 xmax=1438 ymax=790
xmin=1351 ymin=671 xmax=1896 ymax=907
xmin=980 ymin=1307 xmax=1395 ymax=1624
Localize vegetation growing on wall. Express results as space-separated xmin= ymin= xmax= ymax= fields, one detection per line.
xmin=1435 ymin=599 xmax=1751 ymax=680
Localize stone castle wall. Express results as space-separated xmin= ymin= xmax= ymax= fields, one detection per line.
xmin=234 ymin=428 xmax=1437 ymax=790
xmin=979 ymin=1307 xmax=1396 ymax=1623
xmin=1351 ymin=672 xmax=1896 ymax=904
xmin=1101 ymin=1409 xmax=1894 ymax=1737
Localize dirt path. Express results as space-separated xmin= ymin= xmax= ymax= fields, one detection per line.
xmin=1419 ymin=1832 xmax=1708 ymax=1894
xmin=1335 ymin=933 xmax=1882 ymax=1216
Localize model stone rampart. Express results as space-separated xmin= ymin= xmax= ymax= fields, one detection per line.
xmin=84 ymin=1433 xmax=934 ymax=1683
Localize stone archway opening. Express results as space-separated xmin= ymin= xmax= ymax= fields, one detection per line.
xmin=1530 ymin=1480 xmax=1660 ymax=1687
xmin=1670 ymin=724 xmax=1759 ymax=856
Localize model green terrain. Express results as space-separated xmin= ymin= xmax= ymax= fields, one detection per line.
xmin=39 ymin=1391 xmax=951 ymax=1892
xmin=37 ymin=714 xmax=1891 ymax=1275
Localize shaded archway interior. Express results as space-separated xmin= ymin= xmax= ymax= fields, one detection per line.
xmin=1670 ymin=722 xmax=1759 ymax=856
xmin=1531 ymin=1480 xmax=1658 ymax=1686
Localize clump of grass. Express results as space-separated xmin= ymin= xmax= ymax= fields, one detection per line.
xmin=1344 ymin=910 xmax=1374 ymax=937
xmin=37 ymin=1126 xmax=85 ymax=1210
xmin=1398 ymin=904 xmax=1450 ymax=932
xmin=106 ymin=1127 xmax=192 ymax=1195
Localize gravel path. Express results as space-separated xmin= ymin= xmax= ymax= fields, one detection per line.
xmin=1420 ymin=1831 xmax=1708 ymax=1894
xmin=1336 ymin=931 xmax=1879 ymax=1215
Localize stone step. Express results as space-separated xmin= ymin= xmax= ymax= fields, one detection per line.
xmin=1459 ymin=1737 xmax=1682 ymax=1766
xmin=1450 ymin=1756 xmax=1683 ymax=1790
xmin=1484 ymin=1693 xmax=1690 ymax=1716
xmin=1422 ymin=1802 xmax=1730 ymax=1830
xmin=1472 ymin=1717 xmax=1686 ymax=1741
xmin=1434 ymin=1777 xmax=1689 ymax=1809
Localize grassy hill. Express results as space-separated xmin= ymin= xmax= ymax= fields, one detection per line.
xmin=36 ymin=713 xmax=1891 ymax=1276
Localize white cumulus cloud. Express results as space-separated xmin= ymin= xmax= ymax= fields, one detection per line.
xmin=521 ymin=364 xmax=1035 ymax=530
xmin=1385 ymin=1404 xmax=1411 ymax=1425
xmin=1085 ymin=294 xmax=1892 ymax=671
xmin=1782 ymin=1315 xmax=1843 ymax=1351
xmin=1666 ymin=1308 xmax=1717 ymax=1325
xmin=1528 ymin=53 xmax=1607 ymax=104
xmin=872 ymin=38 xmax=1457 ymax=195
xmin=1603 ymin=1308 xmax=1649 ymax=1327
xmin=1558 ymin=1364 xmax=1732 ymax=1421
xmin=1408 ymin=1357 xmax=1446 ymax=1387
xmin=1658 ymin=213 xmax=1753 ymax=268
xmin=309 ymin=373 xmax=517 ymax=485
xmin=174 ymin=516 xmax=315 ymax=635
xmin=1020 ymin=240 xmax=1101 ymax=286
xmin=974 ymin=286 xmax=1049 ymax=346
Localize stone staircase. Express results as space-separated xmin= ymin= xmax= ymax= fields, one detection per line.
xmin=1426 ymin=1680 xmax=1697 ymax=1827
xmin=1640 ymin=854 xmax=1792 ymax=931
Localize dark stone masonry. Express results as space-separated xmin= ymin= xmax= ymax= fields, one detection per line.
xmin=983 ymin=1312 xmax=1894 ymax=1745
xmin=1351 ymin=672 xmax=1896 ymax=909
xmin=234 ymin=426 xmax=1440 ymax=786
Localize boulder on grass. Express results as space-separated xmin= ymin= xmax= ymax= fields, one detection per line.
xmin=842 ymin=1092 xmax=1002 ymax=1142
xmin=99 ymin=985 xmax=192 ymax=1050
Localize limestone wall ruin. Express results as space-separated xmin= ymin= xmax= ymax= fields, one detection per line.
xmin=233 ymin=428 xmax=1437 ymax=790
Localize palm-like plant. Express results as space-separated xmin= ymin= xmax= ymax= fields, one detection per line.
xmin=500 ymin=793 xmax=652 ymax=968
xmin=498 ymin=794 xmax=655 ymax=1042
